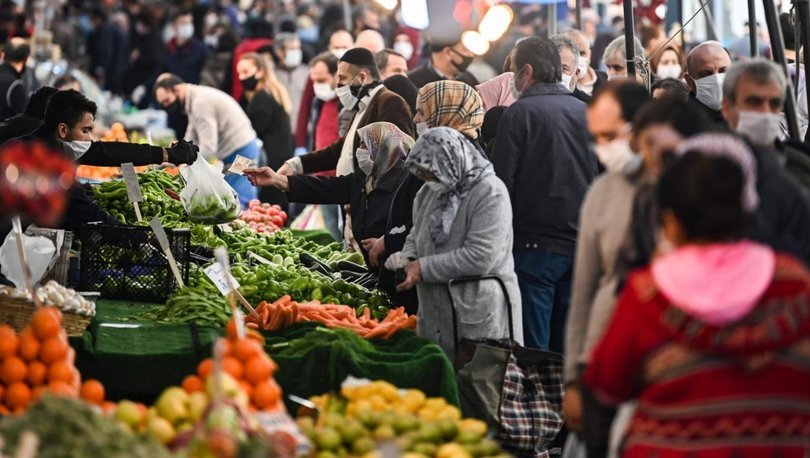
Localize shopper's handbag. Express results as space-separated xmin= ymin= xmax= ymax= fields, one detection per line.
xmin=447 ymin=276 xmax=565 ymax=458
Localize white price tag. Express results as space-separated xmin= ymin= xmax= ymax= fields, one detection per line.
xmin=204 ymin=262 xmax=241 ymax=296
xmin=121 ymin=163 xmax=143 ymax=202
xmin=227 ymin=155 xmax=253 ymax=175
xmin=149 ymin=216 xmax=185 ymax=288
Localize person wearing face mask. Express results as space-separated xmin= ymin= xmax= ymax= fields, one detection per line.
xmin=651 ymin=46 xmax=684 ymax=81
xmin=163 ymin=11 xmax=209 ymax=86
xmin=383 ymin=127 xmax=523 ymax=357
xmin=244 ymin=122 xmax=423 ymax=313
xmin=491 ymin=36 xmax=599 ymax=355
xmin=355 ymin=29 xmax=386 ymax=54
xmin=272 ymin=33 xmax=309 ymax=137
xmin=393 ymin=32 xmax=417 ymax=68
xmin=685 ymin=41 xmax=732 ymax=129
xmin=0 ymin=37 xmax=30 ymax=120
xmin=552 ymin=34 xmax=592 ymax=103
xmin=327 ymin=29 xmax=354 ymax=60
xmin=414 ymin=80 xmax=485 ymax=149
xmin=125 ymin=7 xmax=165 ymax=108
xmin=601 ymin=36 xmax=646 ymax=82
xmin=407 ymin=39 xmax=480 ymax=90
xmin=154 ymin=74 xmax=259 ymax=208
xmin=227 ymin=20 xmax=274 ymax=99
xmin=564 ymin=29 xmax=608 ymax=97
xmin=375 ymin=49 xmax=409 ymax=80
xmin=237 ymin=53 xmax=293 ymax=210
xmin=584 ymin=142 xmax=810 ymax=458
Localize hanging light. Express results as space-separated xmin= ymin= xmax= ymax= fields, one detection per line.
xmin=478 ymin=4 xmax=514 ymax=42
xmin=401 ymin=0 xmax=429 ymax=30
xmin=462 ymin=30 xmax=490 ymax=56
xmin=373 ymin=0 xmax=398 ymax=11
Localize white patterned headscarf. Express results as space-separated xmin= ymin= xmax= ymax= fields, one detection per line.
xmin=406 ymin=127 xmax=494 ymax=246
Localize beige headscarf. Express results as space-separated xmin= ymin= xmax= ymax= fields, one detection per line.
xmin=418 ymin=80 xmax=485 ymax=140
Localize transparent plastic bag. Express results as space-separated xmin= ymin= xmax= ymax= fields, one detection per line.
xmin=180 ymin=156 xmax=240 ymax=224
xmin=0 ymin=231 xmax=56 ymax=289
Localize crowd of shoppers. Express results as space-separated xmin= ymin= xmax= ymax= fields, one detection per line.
xmin=1 ymin=1 xmax=810 ymax=456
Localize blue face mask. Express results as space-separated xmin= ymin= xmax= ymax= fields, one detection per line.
xmin=298 ymin=26 xmax=319 ymax=44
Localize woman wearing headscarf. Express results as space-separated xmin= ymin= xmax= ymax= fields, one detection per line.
xmin=583 ymin=135 xmax=810 ymax=458
xmin=414 ymin=80 xmax=485 ymax=147
xmin=386 ymin=127 xmax=523 ymax=357
xmin=245 ymin=122 xmax=422 ymax=311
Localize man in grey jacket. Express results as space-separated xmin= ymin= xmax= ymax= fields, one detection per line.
xmin=492 ymin=36 xmax=599 ymax=352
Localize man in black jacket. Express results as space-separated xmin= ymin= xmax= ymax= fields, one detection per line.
xmin=406 ymin=39 xmax=479 ymax=89
xmin=0 ymin=86 xmax=57 ymax=145
xmin=492 ymin=36 xmax=599 ymax=353
xmin=0 ymin=37 xmax=30 ymax=120
xmin=685 ymin=41 xmax=731 ymax=130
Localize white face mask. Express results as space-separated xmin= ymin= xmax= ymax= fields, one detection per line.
xmin=736 ymin=110 xmax=782 ymax=146
xmin=415 ymin=122 xmax=428 ymax=137
xmin=205 ymin=14 xmax=218 ymax=28
xmin=314 ymin=82 xmax=336 ymax=102
xmin=656 ymin=64 xmax=682 ymax=80
xmin=509 ymin=73 xmax=522 ymax=98
xmin=62 ymin=140 xmax=92 ymax=160
xmin=393 ymin=41 xmax=414 ymax=61
xmin=694 ymin=72 xmax=725 ymax=110
xmin=356 ymin=147 xmax=373 ymax=175
xmin=284 ymin=49 xmax=303 ymax=68
xmin=335 ymin=84 xmax=357 ymax=110
xmin=204 ymin=34 xmax=219 ymax=48
xmin=331 ymin=48 xmax=347 ymax=59
xmin=560 ymin=72 xmax=573 ymax=90
xmin=594 ymin=138 xmax=635 ymax=173
xmin=176 ymin=24 xmax=194 ymax=41
xmin=426 ymin=181 xmax=448 ymax=192
xmin=577 ymin=60 xmax=589 ymax=78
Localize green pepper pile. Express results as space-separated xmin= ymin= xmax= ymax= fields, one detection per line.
xmin=92 ymin=169 xmax=187 ymax=229
xmin=185 ymin=193 xmax=240 ymax=224
xmin=140 ymin=261 xmax=390 ymax=326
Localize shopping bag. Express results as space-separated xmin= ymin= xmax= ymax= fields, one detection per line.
xmin=179 ymin=156 xmax=240 ymax=224
xmin=0 ymin=230 xmax=57 ymax=288
xmin=290 ymin=205 xmax=325 ymax=231
xmin=448 ymin=276 xmax=565 ymax=458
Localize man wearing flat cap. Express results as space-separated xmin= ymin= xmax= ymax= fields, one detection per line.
xmin=278 ymin=47 xmax=414 ymax=177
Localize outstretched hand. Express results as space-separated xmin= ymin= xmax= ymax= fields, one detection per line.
xmin=244 ymin=167 xmax=289 ymax=191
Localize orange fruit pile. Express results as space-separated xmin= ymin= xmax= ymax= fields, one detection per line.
xmin=0 ymin=307 xmax=106 ymax=414
xmin=183 ymin=320 xmax=283 ymax=413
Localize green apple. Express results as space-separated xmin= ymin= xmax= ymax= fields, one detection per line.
xmin=115 ymin=400 xmax=143 ymax=428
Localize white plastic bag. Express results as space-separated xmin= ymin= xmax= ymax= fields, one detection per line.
xmin=180 ymin=156 xmax=240 ymax=224
xmin=290 ymin=204 xmax=325 ymax=231
xmin=0 ymin=231 xmax=56 ymax=289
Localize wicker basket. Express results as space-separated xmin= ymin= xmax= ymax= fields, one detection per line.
xmin=0 ymin=297 xmax=92 ymax=337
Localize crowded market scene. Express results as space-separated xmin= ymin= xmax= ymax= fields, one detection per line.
xmin=0 ymin=0 xmax=809 ymax=455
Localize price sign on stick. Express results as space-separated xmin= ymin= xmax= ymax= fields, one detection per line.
xmin=149 ymin=216 xmax=185 ymax=288
xmin=121 ymin=162 xmax=143 ymax=222
xmin=213 ymin=247 xmax=260 ymax=322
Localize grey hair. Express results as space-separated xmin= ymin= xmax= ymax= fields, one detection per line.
xmin=722 ymin=58 xmax=786 ymax=103
xmin=551 ymin=34 xmax=580 ymax=70
xmin=602 ymin=36 xmax=645 ymax=64
xmin=274 ymin=32 xmax=300 ymax=52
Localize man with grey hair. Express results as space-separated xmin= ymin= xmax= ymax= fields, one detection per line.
xmin=273 ymin=32 xmax=308 ymax=134
xmin=685 ymin=41 xmax=731 ymax=128
xmin=552 ymin=34 xmax=592 ymax=103
xmin=722 ymin=58 xmax=810 ymax=190
xmin=565 ymin=29 xmax=607 ymax=96
xmin=601 ymin=36 xmax=644 ymax=81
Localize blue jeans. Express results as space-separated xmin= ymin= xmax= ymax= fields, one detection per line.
xmin=514 ymin=250 xmax=573 ymax=352
xmin=223 ymin=140 xmax=259 ymax=209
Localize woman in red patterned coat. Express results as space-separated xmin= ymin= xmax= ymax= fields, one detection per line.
xmin=584 ymin=135 xmax=810 ymax=458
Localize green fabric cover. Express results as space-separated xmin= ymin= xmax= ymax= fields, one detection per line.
xmin=70 ymin=300 xmax=458 ymax=409
xmin=288 ymin=229 xmax=336 ymax=246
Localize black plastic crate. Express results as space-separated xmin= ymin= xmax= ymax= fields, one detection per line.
xmin=79 ymin=223 xmax=190 ymax=303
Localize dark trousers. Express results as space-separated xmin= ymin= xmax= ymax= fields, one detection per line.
xmin=514 ymin=250 xmax=573 ymax=352
xmin=581 ymin=386 xmax=617 ymax=458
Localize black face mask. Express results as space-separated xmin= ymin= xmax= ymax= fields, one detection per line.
xmin=164 ymin=99 xmax=183 ymax=115
xmin=450 ymin=49 xmax=473 ymax=73
xmin=241 ymin=74 xmax=259 ymax=91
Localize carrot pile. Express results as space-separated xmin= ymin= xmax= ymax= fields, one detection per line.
xmin=246 ymin=295 xmax=417 ymax=339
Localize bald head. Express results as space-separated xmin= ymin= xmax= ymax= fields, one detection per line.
xmin=329 ymin=30 xmax=354 ymax=53
xmin=565 ymin=29 xmax=591 ymax=70
xmin=685 ymin=41 xmax=731 ymax=93
xmin=355 ymin=29 xmax=386 ymax=53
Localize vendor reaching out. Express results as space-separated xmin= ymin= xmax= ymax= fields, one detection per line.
xmin=154 ymin=73 xmax=260 ymax=207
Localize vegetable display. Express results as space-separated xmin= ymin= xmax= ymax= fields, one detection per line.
xmin=299 ymin=381 xmax=508 ymax=458
xmin=240 ymin=199 xmax=288 ymax=233
xmin=0 ymin=396 xmax=172 ymax=458
xmin=139 ymin=261 xmax=390 ymax=326
xmin=248 ymin=297 xmax=415 ymax=339
xmin=185 ymin=193 xmax=240 ymax=224
xmin=92 ymin=169 xmax=186 ymax=228
xmin=34 ymin=281 xmax=96 ymax=316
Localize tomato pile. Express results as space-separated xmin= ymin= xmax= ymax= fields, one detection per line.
xmin=240 ymin=199 xmax=288 ymax=233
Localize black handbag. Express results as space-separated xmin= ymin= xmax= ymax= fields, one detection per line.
xmin=447 ymin=276 xmax=565 ymax=458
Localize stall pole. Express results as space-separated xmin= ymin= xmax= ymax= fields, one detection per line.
xmin=762 ymin=0 xmax=801 ymax=139
xmin=747 ymin=0 xmax=758 ymax=56
xmin=623 ymin=0 xmax=636 ymax=78
xmin=343 ymin=0 xmax=352 ymax=32
xmin=549 ymin=2 xmax=558 ymax=36
xmin=575 ymin=0 xmax=583 ymax=30
xmin=794 ymin=0 xmax=810 ymax=141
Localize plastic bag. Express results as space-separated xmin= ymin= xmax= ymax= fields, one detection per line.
xmin=0 ymin=230 xmax=57 ymax=289
xmin=180 ymin=156 xmax=240 ymax=224
xmin=290 ymin=204 xmax=325 ymax=231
